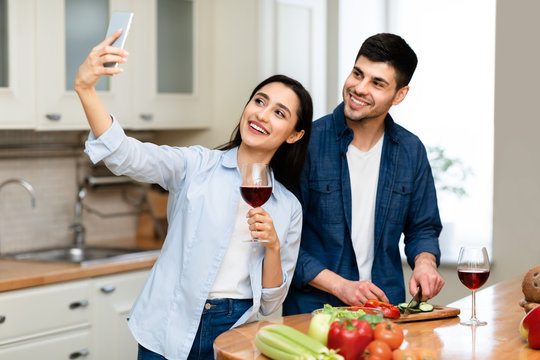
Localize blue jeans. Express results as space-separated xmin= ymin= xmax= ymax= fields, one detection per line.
xmin=137 ymin=298 xmax=252 ymax=360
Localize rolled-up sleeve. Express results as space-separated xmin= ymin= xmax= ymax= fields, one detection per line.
xmin=259 ymin=200 xmax=302 ymax=315
xmin=84 ymin=117 xmax=125 ymax=164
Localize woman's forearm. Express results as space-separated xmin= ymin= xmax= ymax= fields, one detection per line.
xmin=262 ymin=247 xmax=283 ymax=288
xmin=75 ymin=87 xmax=113 ymax=137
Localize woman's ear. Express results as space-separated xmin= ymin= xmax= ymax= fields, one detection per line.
xmin=286 ymin=129 xmax=305 ymax=144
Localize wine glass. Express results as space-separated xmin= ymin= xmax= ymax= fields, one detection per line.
xmin=239 ymin=163 xmax=273 ymax=242
xmin=457 ymin=246 xmax=490 ymax=326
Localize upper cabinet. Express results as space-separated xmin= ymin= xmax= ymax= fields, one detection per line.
xmin=0 ymin=0 xmax=35 ymax=129
xmin=1 ymin=0 xmax=213 ymax=130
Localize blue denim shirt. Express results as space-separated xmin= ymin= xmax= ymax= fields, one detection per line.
xmin=85 ymin=119 xmax=303 ymax=360
xmin=282 ymin=103 xmax=441 ymax=314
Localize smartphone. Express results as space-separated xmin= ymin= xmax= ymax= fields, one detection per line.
xmin=104 ymin=11 xmax=134 ymax=68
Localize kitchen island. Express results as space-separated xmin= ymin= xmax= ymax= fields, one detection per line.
xmin=214 ymin=274 xmax=540 ymax=359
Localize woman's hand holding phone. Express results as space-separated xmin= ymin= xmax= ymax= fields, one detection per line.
xmin=74 ymin=29 xmax=128 ymax=92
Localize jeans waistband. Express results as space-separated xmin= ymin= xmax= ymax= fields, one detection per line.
xmin=203 ymin=298 xmax=252 ymax=315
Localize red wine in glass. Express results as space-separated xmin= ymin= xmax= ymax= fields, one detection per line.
xmin=240 ymin=163 xmax=273 ymax=242
xmin=458 ymin=269 xmax=490 ymax=290
xmin=240 ymin=186 xmax=272 ymax=207
xmin=457 ymin=246 xmax=490 ymax=326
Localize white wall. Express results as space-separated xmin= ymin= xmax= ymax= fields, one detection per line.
xmin=491 ymin=0 xmax=540 ymax=284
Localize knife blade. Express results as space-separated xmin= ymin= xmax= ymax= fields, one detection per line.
xmin=404 ymin=285 xmax=422 ymax=315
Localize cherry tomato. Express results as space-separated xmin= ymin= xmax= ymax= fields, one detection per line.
xmin=374 ymin=321 xmax=404 ymax=350
xmin=415 ymin=348 xmax=436 ymax=360
xmin=392 ymin=349 xmax=417 ymax=360
xmin=363 ymin=340 xmax=393 ymax=360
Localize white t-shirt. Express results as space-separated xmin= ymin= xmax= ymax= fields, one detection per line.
xmin=209 ymin=196 xmax=253 ymax=299
xmin=346 ymin=135 xmax=384 ymax=281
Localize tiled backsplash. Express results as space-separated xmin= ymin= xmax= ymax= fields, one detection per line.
xmin=0 ymin=131 xmax=153 ymax=254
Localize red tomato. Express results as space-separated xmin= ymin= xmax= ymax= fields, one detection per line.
xmin=374 ymin=321 xmax=404 ymax=350
xmin=363 ymin=340 xmax=393 ymax=360
xmin=392 ymin=349 xmax=417 ymax=360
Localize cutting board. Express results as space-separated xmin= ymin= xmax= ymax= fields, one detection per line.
xmin=393 ymin=305 xmax=460 ymax=323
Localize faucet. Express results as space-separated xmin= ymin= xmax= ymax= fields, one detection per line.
xmin=71 ymin=185 xmax=87 ymax=248
xmin=0 ymin=178 xmax=36 ymax=255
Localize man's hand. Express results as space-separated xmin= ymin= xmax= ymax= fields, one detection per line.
xmin=410 ymin=252 xmax=445 ymax=301
xmin=309 ymin=270 xmax=389 ymax=305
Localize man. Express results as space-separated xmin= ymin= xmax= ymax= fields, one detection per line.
xmin=282 ymin=33 xmax=445 ymax=315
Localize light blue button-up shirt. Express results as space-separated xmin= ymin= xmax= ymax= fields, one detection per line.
xmin=84 ymin=119 xmax=302 ymax=360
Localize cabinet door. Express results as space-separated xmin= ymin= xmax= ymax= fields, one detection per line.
xmin=0 ymin=329 xmax=91 ymax=360
xmin=128 ymin=0 xmax=213 ymax=129
xmin=91 ymin=269 xmax=148 ymax=360
xmin=0 ymin=280 xmax=91 ymax=344
xmin=0 ymin=0 xmax=35 ymax=129
xmin=35 ymin=0 xmax=131 ymax=130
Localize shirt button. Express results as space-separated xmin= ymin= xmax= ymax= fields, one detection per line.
xmin=205 ymin=303 xmax=211 ymax=310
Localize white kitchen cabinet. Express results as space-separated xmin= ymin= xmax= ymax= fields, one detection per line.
xmin=0 ymin=0 xmax=36 ymax=129
xmin=127 ymin=0 xmax=213 ymax=129
xmin=0 ymin=279 xmax=92 ymax=359
xmin=91 ymin=269 xmax=148 ymax=360
xmin=35 ymin=0 xmax=132 ymax=130
xmin=0 ymin=329 xmax=91 ymax=360
xmin=0 ymin=269 xmax=149 ymax=360
xmin=1 ymin=0 xmax=213 ymax=130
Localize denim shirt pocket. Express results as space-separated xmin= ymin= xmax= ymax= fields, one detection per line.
xmin=308 ymin=180 xmax=343 ymax=224
xmin=388 ymin=181 xmax=412 ymax=224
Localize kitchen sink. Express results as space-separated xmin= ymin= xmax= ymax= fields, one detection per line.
xmin=2 ymin=245 xmax=160 ymax=266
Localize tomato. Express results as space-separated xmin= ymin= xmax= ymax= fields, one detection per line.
xmin=415 ymin=348 xmax=436 ymax=360
xmin=363 ymin=340 xmax=393 ymax=360
xmin=374 ymin=321 xmax=404 ymax=350
xmin=392 ymin=349 xmax=417 ymax=360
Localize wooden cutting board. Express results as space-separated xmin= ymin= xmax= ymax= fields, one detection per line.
xmin=393 ymin=305 xmax=460 ymax=323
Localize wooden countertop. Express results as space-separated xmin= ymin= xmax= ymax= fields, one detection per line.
xmin=0 ymin=237 xmax=162 ymax=292
xmin=214 ymin=274 xmax=540 ymax=359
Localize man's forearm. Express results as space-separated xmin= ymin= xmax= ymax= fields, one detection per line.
xmin=308 ymin=269 xmax=344 ymax=296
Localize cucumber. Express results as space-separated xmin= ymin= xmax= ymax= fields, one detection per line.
xmin=397 ymin=303 xmax=409 ymax=310
xmin=418 ymin=302 xmax=434 ymax=312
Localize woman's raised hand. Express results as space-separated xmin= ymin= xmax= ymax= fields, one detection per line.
xmin=74 ymin=29 xmax=128 ymax=92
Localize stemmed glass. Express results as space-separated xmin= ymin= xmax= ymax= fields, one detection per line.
xmin=457 ymin=246 xmax=490 ymax=326
xmin=239 ymin=163 xmax=273 ymax=242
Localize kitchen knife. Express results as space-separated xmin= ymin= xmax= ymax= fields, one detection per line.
xmin=404 ymin=285 xmax=422 ymax=315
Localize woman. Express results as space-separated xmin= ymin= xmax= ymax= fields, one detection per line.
xmin=74 ymin=30 xmax=312 ymax=360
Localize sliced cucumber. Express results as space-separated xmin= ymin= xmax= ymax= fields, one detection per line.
xmin=418 ymin=302 xmax=434 ymax=312
xmin=397 ymin=303 xmax=409 ymax=310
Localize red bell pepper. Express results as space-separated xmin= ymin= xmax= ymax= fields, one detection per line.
xmin=363 ymin=299 xmax=401 ymax=319
xmin=327 ymin=318 xmax=373 ymax=360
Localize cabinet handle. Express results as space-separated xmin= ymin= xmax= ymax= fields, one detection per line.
xmin=140 ymin=113 xmax=154 ymax=121
xmin=45 ymin=113 xmax=62 ymax=121
xmin=0 ymin=315 xmax=5 ymax=324
xmin=69 ymin=300 xmax=89 ymax=310
xmin=69 ymin=349 xmax=89 ymax=359
xmin=100 ymin=285 xmax=116 ymax=294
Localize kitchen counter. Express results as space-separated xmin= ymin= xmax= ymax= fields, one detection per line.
xmin=0 ymin=236 xmax=162 ymax=292
xmin=214 ymin=273 xmax=540 ymax=359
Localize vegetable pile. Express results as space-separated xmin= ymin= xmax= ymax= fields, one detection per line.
xmin=255 ymin=302 xmax=438 ymax=360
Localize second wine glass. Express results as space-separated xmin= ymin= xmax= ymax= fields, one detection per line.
xmin=457 ymin=246 xmax=490 ymax=326
xmin=239 ymin=163 xmax=273 ymax=242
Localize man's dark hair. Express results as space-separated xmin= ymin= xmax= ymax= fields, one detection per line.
xmin=355 ymin=33 xmax=418 ymax=89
